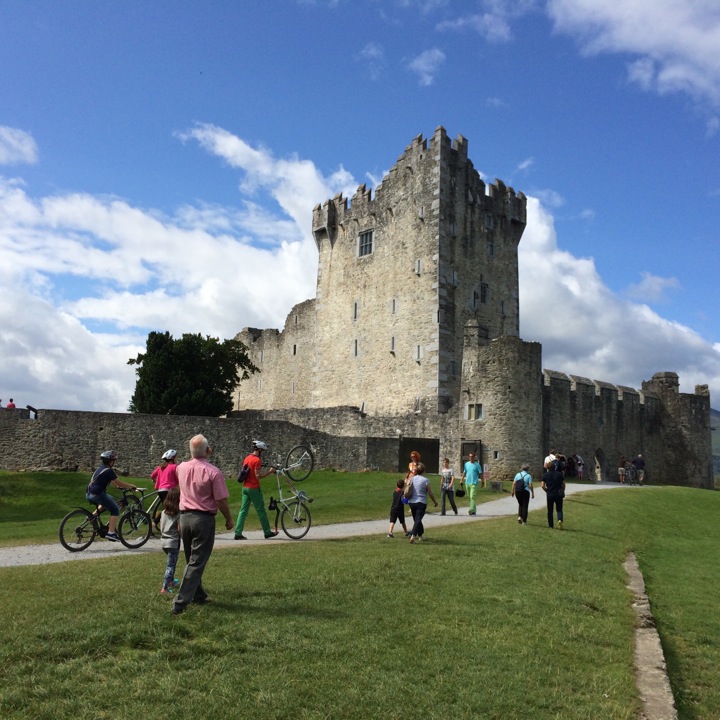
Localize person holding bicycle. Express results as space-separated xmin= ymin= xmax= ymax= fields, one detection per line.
xmin=85 ymin=450 xmax=138 ymax=542
xmin=234 ymin=440 xmax=280 ymax=540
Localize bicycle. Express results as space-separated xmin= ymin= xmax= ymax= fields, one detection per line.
xmin=58 ymin=488 xmax=152 ymax=552
xmin=266 ymin=445 xmax=315 ymax=540
xmin=131 ymin=487 xmax=166 ymax=530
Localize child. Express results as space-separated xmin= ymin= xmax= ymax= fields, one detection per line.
xmin=439 ymin=457 xmax=458 ymax=515
xmin=159 ymin=487 xmax=181 ymax=594
xmin=387 ymin=478 xmax=409 ymax=538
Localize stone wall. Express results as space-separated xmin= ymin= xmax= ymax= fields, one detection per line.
xmin=0 ymin=409 xmax=387 ymax=476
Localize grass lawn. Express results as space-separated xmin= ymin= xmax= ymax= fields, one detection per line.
xmin=0 ymin=475 xmax=718 ymax=719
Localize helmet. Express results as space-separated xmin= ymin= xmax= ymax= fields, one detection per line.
xmin=252 ymin=440 xmax=268 ymax=451
xmin=100 ymin=450 xmax=117 ymax=461
xmin=162 ymin=449 xmax=177 ymax=461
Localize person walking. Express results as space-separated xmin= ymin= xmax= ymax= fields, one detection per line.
xmin=407 ymin=462 xmax=438 ymax=543
xmin=633 ymin=454 xmax=646 ymax=485
xmin=172 ymin=434 xmax=234 ymax=616
xmin=460 ymin=452 xmax=482 ymax=515
xmin=234 ymin=440 xmax=280 ymax=540
xmin=512 ymin=464 xmax=534 ymax=525
xmin=387 ymin=478 xmax=409 ymax=538
xmin=150 ymin=448 xmax=179 ymax=527
xmin=439 ymin=457 xmax=458 ymax=515
xmin=541 ymin=460 xmax=566 ymax=530
xmin=159 ymin=487 xmax=181 ymax=595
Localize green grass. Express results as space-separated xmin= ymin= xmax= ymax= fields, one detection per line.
xmin=0 ymin=470 xmax=511 ymax=546
xmin=1 ymin=478 xmax=719 ymax=719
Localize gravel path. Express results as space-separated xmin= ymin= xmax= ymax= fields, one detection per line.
xmin=0 ymin=482 xmax=628 ymax=568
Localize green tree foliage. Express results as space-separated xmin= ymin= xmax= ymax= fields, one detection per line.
xmin=128 ymin=331 xmax=259 ymax=416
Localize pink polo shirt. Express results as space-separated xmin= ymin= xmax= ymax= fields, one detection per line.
xmin=177 ymin=457 xmax=228 ymax=513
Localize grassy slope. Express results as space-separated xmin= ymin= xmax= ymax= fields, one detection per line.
xmin=0 ymin=478 xmax=718 ymax=719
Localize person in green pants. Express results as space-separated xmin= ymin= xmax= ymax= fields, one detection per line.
xmin=234 ymin=440 xmax=280 ymax=540
xmin=461 ymin=452 xmax=482 ymax=515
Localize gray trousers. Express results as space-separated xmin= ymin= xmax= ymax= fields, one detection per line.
xmin=173 ymin=511 xmax=215 ymax=611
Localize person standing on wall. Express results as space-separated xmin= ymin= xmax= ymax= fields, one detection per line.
xmin=6 ymin=398 xmax=15 ymax=408
xmin=511 ymin=463 xmax=534 ymax=525
xmin=234 ymin=440 xmax=280 ymax=540
xmin=461 ymin=451 xmax=482 ymax=515
xmin=541 ymin=460 xmax=565 ymax=530
xmin=172 ymin=434 xmax=234 ymax=616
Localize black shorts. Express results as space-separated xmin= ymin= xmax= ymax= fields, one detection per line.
xmin=389 ymin=508 xmax=405 ymax=523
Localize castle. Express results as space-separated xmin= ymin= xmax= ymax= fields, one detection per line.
xmin=231 ymin=127 xmax=713 ymax=486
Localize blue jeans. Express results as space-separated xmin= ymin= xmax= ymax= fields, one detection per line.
xmin=547 ymin=494 xmax=564 ymax=528
xmin=86 ymin=491 xmax=120 ymax=516
xmin=163 ymin=546 xmax=179 ymax=590
xmin=409 ymin=501 xmax=427 ymax=537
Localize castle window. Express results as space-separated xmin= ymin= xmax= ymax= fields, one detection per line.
xmin=414 ymin=258 xmax=422 ymax=275
xmin=358 ymin=230 xmax=374 ymax=257
xmin=292 ymin=344 xmax=297 ymax=356
xmin=450 ymin=359 xmax=457 ymax=377
xmin=500 ymin=300 xmax=505 ymax=316
xmin=415 ymin=344 xmax=422 ymax=363
xmin=390 ymin=336 xmax=396 ymax=354
xmin=472 ymin=290 xmax=480 ymax=309
xmin=487 ymin=240 xmax=494 ymax=257
xmin=485 ymin=213 xmax=495 ymax=230
xmin=467 ymin=403 xmax=483 ymax=421
xmin=391 ymin=298 xmax=397 ymax=314
xmin=354 ymin=339 xmax=359 ymax=358
xmin=480 ymin=282 xmax=488 ymax=304
xmin=452 ymin=270 xmax=459 ymax=287
xmin=291 ymin=381 xmax=296 ymax=395
xmin=353 ymin=301 xmax=359 ymax=320
xmin=258 ymin=350 xmax=263 ymax=364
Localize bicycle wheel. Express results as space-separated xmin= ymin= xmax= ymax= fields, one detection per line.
xmin=285 ymin=445 xmax=314 ymax=481
xmin=280 ymin=501 xmax=311 ymax=540
xmin=118 ymin=508 xmax=152 ymax=549
xmin=59 ymin=509 xmax=97 ymax=552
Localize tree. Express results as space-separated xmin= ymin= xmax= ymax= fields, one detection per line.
xmin=128 ymin=331 xmax=259 ymax=416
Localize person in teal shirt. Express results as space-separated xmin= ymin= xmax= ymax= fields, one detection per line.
xmin=461 ymin=452 xmax=482 ymax=515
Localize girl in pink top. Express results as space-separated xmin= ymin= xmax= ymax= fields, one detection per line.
xmin=151 ymin=449 xmax=179 ymax=526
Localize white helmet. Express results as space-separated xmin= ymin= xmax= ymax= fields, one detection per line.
xmin=162 ymin=449 xmax=177 ymax=461
xmin=100 ymin=450 xmax=117 ymax=461
xmin=252 ymin=440 xmax=268 ymax=451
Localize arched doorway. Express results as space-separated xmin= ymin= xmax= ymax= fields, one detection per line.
xmin=593 ymin=448 xmax=605 ymax=483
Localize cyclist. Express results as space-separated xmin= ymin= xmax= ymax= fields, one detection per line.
xmin=151 ymin=449 xmax=180 ymax=527
xmin=85 ymin=450 xmax=138 ymax=542
xmin=233 ymin=440 xmax=280 ymax=540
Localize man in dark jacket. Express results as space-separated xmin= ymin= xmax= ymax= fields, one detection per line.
xmin=541 ymin=461 xmax=566 ymax=530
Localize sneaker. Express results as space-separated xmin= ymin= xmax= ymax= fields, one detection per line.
xmin=517 ymin=516 xmax=523 ymax=524
xmin=160 ymin=587 xmax=172 ymax=595
xmin=387 ymin=533 xmax=394 ymax=538
xmin=558 ymin=520 xmax=564 ymax=530
xmin=105 ymin=532 xmax=118 ymax=542
xmin=265 ymin=530 xmax=279 ymax=539
xmin=234 ymin=534 xmax=247 ymax=540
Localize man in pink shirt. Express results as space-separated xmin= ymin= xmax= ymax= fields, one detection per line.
xmin=172 ymin=434 xmax=233 ymax=616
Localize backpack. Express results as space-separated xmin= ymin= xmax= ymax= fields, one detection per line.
xmin=513 ymin=473 xmax=527 ymax=494
xmin=237 ymin=463 xmax=250 ymax=484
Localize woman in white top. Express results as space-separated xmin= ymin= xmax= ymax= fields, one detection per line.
xmin=407 ymin=462 xmax=438 ymax=544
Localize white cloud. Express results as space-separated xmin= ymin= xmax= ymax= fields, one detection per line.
xmin=625 ymin=272 xmax=680 ymax=303
xmin=357 ymin=42 xmax=386 ymax=81
xmin=547 ymin=0 xmax=720 ymax=107
xmin=516 ymin=157 xmax=535 ymax=172
xmin=437 ymin=12 xmax=513 ymax=42
xmin=406 ymin=48 xmax=446 ymax=86
xmin=519 ymin=197 xmax=720 ymax=398
xmin=0 ymin=126 xmax=38 ymax=165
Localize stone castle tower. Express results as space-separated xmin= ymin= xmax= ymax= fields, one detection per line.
xmin=235 ymin=127 xmax=526 ymax=419
xmin=233 ymin=127 xmax=712 ymax=486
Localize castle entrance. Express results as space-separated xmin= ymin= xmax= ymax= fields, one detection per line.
xmin=399 ymin=438 xmax=440 ymax=474
xmin=594 ymin=448 xmax=606 ymax=483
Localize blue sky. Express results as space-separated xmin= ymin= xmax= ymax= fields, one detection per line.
xmin=1 ymin=0 xmax=719 ymax=412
